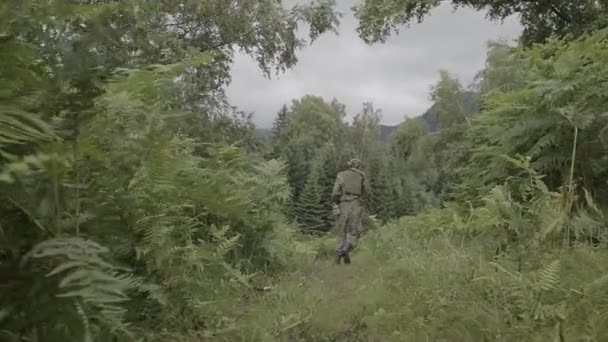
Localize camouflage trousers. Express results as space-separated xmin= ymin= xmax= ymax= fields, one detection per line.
xmin=335 ymin=199 xmax=362 ymax=257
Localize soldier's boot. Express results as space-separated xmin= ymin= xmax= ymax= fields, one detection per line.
xmin=343 ymin=254 xmax=351 ymax=265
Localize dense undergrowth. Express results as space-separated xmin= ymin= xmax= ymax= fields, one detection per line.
xmin=231 ymin=225 xmax=608 ymax=342
xmin=201 ymin=165 xmax=608 ymax=341
xmin=131 ymin=160 xmax=608 ymax=341
xmin=2 ymin=1 xmax=608 ymax=341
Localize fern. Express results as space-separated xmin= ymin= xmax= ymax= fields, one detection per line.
xmin=0 ymin=237 xmax=141 ymax=341
xmin=568 ymin=209 xmax=605 ymax=242
xmin=0 ymin=110 xmax=56 ymax=148
xmin=536 ymin=260 xmax=560 ymax=292
xmin=21 ymin=238 xmax=138 ymax=331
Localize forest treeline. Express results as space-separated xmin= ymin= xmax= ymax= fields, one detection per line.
xmin=1 ymin=0 xmax=608 ymax=341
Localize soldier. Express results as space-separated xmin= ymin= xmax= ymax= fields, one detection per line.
xmin=331 ymin=158 xmax=370 ymax=265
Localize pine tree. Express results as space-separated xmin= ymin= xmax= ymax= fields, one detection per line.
xmin=284 ymin=147 xmax=309 ymax=201
xmin=268 ymin=105 xmax=291 ymax=159
xmin=317 ymin=144 xmax=343 ymax=230
xmin=295 ymin=162 xmax=326 ymax=233
xmin=284 ymin=184 xmax=299 ymax=222
xmin=369 ymin=154 xmax=394 ymax=222
xmin=271 ymin=105 xmax=290 ymax=140
xmin=388 ymin=158 xmax=416 ymax=217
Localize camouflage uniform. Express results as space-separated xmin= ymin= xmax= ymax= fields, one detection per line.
xmin=331 ymin=158 xmax=370 ymax=264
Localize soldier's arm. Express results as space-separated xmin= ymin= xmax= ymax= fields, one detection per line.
xmin=332 ymin=174 xmax=342 ymax=204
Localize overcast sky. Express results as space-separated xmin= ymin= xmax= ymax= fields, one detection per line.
xmin=225 ymin=1 xmax=522 ymax=129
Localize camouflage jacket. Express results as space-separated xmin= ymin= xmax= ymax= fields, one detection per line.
xmin=331 ymin=168 xmax=370 ymax=203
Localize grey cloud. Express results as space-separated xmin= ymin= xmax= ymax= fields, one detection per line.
xmin=226 ymin=1 xmax=522 ymax=128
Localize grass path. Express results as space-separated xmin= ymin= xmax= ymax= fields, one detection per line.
xmin=224 ymin=231 xmax=608 ymax=342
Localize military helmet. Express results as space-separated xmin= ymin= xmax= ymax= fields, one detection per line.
xmin=348 ymin=158 xmax=361 ymax=168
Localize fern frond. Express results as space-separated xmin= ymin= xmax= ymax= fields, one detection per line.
xmin=21 ymin=238 xmax=138 ymax=335
xmin=210 ymin=225 xmax=240 ymax=258
xmin=567 ymin=209 xmax=605 ymax=240
xmin=0 ymin=108 xmax=56 ymax=148
xmin=76 ymin=301 xmax=93 ymax=342
xmin=0 ymin=152 xmax=64 ymax=183
xmin=536 ymin=260 xmax=560 ymax=292
xmin=582 ymin=188 xmax=603 ymax=216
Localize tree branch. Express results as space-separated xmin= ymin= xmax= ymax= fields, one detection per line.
xmin=548 ymin=4 xmax=572 ymax=23
xmin=525 ymin=1 xmax=572 ymax=23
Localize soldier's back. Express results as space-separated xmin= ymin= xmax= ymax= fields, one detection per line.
xmin=339 ymin=169 xmax=365 ymax=196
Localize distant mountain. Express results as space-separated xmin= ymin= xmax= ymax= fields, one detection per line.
xmin=417 ymin=90 xmax=479 ymax=133
xmin=418 ymin=103 xmax=439 ymax=132
xmin=377 ymin=105 xmax=440 ymax=142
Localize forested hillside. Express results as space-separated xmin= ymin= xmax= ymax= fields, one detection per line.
xmin=1 ymin=0 xmax=608 ymax=341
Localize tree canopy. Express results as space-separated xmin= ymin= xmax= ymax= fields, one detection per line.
xmin=353 ymin=0 xmax=608 ymax=45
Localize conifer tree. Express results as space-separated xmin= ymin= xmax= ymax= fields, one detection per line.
xmin=295 ymin=161 xmax=327 ymax=233
xmin=271 ymin=105 xmax=290 ymax=140
xmin=316 ymin=144 xmax=344 ymax=230
xmin=369 ymin=153 xmax=394 ymax=222
xmin=284 ymin=147 xmax=309 ymax=201
xmin=270 ymin=105 xmax=291 ymax=158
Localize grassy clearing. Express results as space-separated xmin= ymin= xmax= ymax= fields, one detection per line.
xmin=219 ymin=218 xmax=608 ymax=342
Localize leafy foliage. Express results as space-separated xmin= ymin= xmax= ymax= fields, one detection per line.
xmin=0 ymin=0 xmax=341 ymax=339
xmin=353 ymin=0 xmax=608 ymax=45
xmin=470 ymin=28 xmax=608 ymax=201
xmin=4 ymin=0 xmax=608 ymax=340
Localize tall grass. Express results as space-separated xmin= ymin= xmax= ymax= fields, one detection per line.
xmin=215 ymin=217 xmax=608 ymax=342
